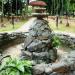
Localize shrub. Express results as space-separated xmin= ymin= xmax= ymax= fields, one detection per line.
xmin=51 ymin=35 xmax=61 ymax=48
xmin=0 ymin=57 xmax=32 ymax=75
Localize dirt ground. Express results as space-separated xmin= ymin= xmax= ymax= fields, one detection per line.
xmin=2 ymin=43 xmax=23 ymax=58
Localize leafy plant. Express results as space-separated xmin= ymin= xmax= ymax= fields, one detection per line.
xmin=51 ymin=35 xmax=61 ymax=47
xmin=0 ymin=57 xmax=32 ymax=75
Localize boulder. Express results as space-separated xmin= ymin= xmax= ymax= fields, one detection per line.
xmin=32 ymin=51 xmax=75 ymax=75
xmin=23 ymin=19 xmax=57 ymax=63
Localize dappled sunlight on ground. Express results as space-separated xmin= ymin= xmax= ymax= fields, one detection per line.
xmin=48 ymin=16 xmax=75 ymax=33
xmin=0 ymin=18 xmax=27 ymax=32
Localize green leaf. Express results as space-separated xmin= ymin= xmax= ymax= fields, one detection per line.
xmin=17 ymin=65 xmax=24 ymax=73
xmin=0 ymin=58 xmax=32 ymax=75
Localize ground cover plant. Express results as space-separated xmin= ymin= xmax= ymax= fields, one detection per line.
xmin=51 ymin=35 xmax=61 ymax=48
xmin=0 ymin=56 xmax=32 ymax=75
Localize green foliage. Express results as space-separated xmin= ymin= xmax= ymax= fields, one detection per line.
xmin=28 ymin=6 xmax=32 ymax=16
xmin=0 ymin=0 xmax=75 ymax=16
xmin=42 ymin=0 xmax=75 ymax=15
xmin=51 ymin=35 xmax=61 ymax=47
xmin=0 ymin=57 xmax=32 ymax=75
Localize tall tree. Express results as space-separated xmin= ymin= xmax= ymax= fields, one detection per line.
xmin=4 ymin=0 xmax=23 ymax=15
xmin=42 ymin=0 xmax=75 ymax=16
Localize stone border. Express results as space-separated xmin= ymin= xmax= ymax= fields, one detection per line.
xmin=0 ymin=32 xmax=28 ymax=47
xmin=0 ymin=31 xmax=75 ymax=75
xmin=32 ymin=50 xmax=75 ymax=75
xmin=0 ymin=31 xmax=75 ymax=48
xmin=54 ymin=31 xmax=75 ymax=49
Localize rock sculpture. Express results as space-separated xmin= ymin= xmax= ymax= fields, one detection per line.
xmin=22 ymin=1 xmax=58 ymax=75
xmin=22 ymin=19 xmax=57 ymax=64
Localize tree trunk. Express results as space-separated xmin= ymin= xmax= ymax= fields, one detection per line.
xmin=66 ymin=16 xmax=69 ymax=27
xmin=56 ymin=15 xmax=59 ymax=29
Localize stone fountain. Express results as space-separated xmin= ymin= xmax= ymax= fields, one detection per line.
xmin=20 ymin=1 xmax=75 ymax=75
xmin=22 ymin=1 xmax=57 ymax=64
xmin=21 ymin=1 xmax=58 ymax=75
xmin=23 ymin=19 xmax=57 ymax=63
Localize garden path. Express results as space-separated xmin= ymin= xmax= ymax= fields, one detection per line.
xmin=15 ymin=18 xmax=36 ymax=32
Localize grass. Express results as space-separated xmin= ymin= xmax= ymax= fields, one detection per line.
xmin=48 ymin=18 xmax=75 ymax=33
xmin=0 ymin=19 xmax=27 ymax=32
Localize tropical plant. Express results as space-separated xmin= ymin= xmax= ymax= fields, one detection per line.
xmin=42 ymin=0 xmax=75 ymax=16
xmin=51 ymin=35 xmax=61 ymax=47
xmin=0 ymin=57 xmax=32 ymax=75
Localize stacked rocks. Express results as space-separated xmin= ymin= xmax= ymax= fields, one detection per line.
xmin=23 ymin=19 xmax=57 ymax=64
xmin=32 ymin=51 xmax=75 ymax=75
